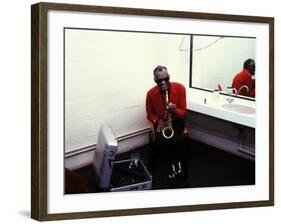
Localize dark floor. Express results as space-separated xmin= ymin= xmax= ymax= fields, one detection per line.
xmin=72 ymin=138 xmax=255 ymax=193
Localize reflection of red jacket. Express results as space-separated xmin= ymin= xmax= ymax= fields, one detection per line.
xmin=146 ymin=82 xmax=186 ymax=124
xmin=231 ymin=69 xmax=255 ymax=97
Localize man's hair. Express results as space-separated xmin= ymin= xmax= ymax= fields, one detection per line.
xmin=243 ymin=59 xmax=255 ymax=69
xmin=153 ymin=65 xmax=168 ymax=75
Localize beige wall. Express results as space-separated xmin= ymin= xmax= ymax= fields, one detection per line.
xmin=65 ymin=29 xmax=190 ymax=152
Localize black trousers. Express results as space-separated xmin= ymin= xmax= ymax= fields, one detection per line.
xmin=148 ymin=118 xmax=188 ymax=172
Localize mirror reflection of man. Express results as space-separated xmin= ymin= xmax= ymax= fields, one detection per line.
xmin=231 ymin=58 xmax=255 ymax=97
xmin=145 ymin=65 xmax=188 ymax=186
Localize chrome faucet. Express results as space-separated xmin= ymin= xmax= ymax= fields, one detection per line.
xmin=226 ymin=87 xmax=237 ymax=104
xmin=237 ymin=85 xmax=249 ymax=95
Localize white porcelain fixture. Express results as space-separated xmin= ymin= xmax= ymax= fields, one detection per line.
xmin=221 ymin=104 xmax=255 ymax=114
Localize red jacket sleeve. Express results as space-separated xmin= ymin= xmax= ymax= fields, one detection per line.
xmin=232 ymin=70 xmax=254 ymax=97
xmin=146 ymin=92 xmax=158 ymax=124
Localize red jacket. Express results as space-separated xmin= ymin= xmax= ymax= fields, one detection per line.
xmin=231 ymin=69 xmax=255 ymax=97
xmin=146 ymin=82 xmax=187 ymax=124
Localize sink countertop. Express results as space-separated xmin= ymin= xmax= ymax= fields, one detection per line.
xmin=187 ymin=90 xmax=256 ymax=128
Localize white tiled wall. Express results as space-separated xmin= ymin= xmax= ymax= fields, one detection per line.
xmin=65 ymin=29 xmax=190 ymax=153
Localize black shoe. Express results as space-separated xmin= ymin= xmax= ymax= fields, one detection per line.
xmin=166 ymin=164 xmax=178 ymax=187
xmin=167 ymin=162 xmax=187 ymax=186
xmin=177 ymin=162 xmax=188 ymax=183
xmin=177 ymin=170 xmax=187 ymax=184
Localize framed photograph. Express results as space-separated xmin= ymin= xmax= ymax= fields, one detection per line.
xmin=31 ymin=2 xmax=274 ymax=221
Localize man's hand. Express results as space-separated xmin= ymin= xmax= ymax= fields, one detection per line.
xmin=167 ymin=103 xmax=176 ymax=113
xmin=156 ymin=119 xmax=166 ymax=132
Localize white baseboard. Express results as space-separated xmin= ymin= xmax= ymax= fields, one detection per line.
xmin=65 ymin=123 xmax=254 ymax=171
xmin=65 ymin=129 xmax=150 ymax=170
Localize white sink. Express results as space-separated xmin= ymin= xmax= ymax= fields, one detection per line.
xmin=221 ymin=104 xmax=255 ymax=114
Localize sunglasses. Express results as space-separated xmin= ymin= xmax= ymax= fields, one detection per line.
xmin=155 ymin=77 xmax=170 ymax=84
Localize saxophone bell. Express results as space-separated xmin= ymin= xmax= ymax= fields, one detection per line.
xmin=162 ymin=90 xmax=174 ymax=139
xmin=162 ymin=126 xmax=174 ymax=139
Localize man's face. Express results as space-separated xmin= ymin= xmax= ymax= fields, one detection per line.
xmin=154 ymin=70 xmax=170 ymax=92
xmin=248 ymin=61 xmax=255 ymax=76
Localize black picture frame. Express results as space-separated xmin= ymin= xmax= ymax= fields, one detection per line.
xmin=31 ymin=2 xmax=274 ymax=221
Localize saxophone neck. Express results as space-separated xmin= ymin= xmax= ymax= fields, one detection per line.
xmin=165 ymin=90 xmax=169 ymax=105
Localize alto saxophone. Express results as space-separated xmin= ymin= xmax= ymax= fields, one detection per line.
xmin=162 ymin=90 xmax=174 ymax=139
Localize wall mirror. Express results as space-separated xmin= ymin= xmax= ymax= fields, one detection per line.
xmin=189 ymin=34 xmax=256 ymax=99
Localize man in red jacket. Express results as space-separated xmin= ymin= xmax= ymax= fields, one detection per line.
xmin=146 ymin=65 xmax=188 ymax=186
xmin=231 ymin=59 xmax=255 ymax=97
